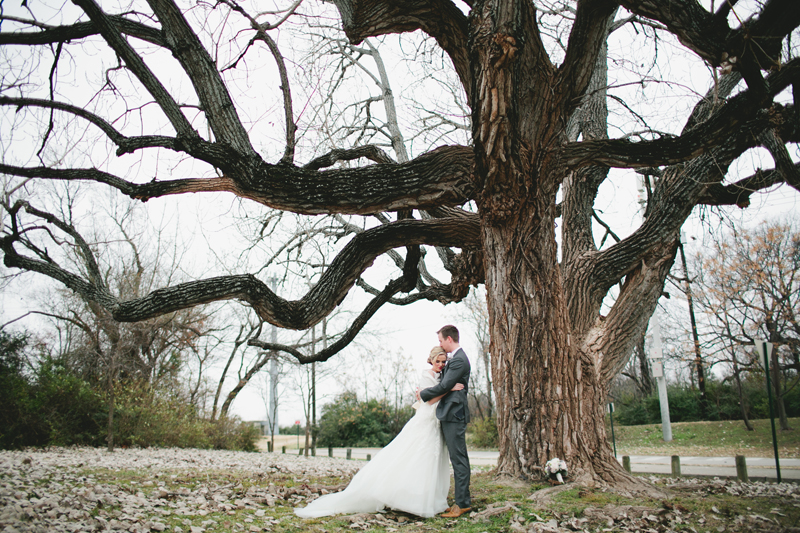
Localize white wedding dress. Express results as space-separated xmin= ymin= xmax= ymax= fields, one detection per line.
xmin=295 ymin=371 xmax=450 ymax=518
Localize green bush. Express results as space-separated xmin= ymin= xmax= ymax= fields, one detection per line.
xmin=707 ymin=380 xmax=747 ymax=420
xmin=112 ymin=382 xmax=257 ymax=451
xmin=665 ymin=387 xmax=706 ymax=422
xmin=0 ymin=331 xmax=45 ymax=449
xmin=1 ymin=336 xmax=104 ymax=449
xmin=33 ymin=358 xmax=105 ymax=446
xmin=204 ymin=417 xmax=259 ymax=452
xmin=468 ymin=416 xmax=498 ymax=448
xmin=317 ymin=391 xmax=411 ymax=447
xmin=614 ymin=397 xmax=653 ymax=426
xmin=614 ymin=379 xmax=800 ymax=426
xmin=279 ymin=424 xmax=303 ymax=435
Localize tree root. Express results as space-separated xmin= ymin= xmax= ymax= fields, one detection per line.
xmin=489 ymin=471 xmax=531 ymax=489
xmin=524 ymin=472 xmax=669 ymax=505
xmin=492 ymin=463 xmax=670 ymax=503
xmin=527 ymin=482 xmax=574 ymax=505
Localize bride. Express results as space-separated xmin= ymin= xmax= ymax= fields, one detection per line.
xmin=295 ymin=347 xmax=462 ymax=518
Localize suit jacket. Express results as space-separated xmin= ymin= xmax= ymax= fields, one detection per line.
xmin=419 ymin=348 xmax=471 ymax=424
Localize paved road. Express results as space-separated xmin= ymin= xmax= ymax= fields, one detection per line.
xmin=617 ymin=454 xmax=799 ymax=481
xmin=283 ymin=446 xmax=799 ymax=482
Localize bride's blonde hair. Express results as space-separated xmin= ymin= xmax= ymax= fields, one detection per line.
xmin=427 ymin=346 xmax=446 ymax=364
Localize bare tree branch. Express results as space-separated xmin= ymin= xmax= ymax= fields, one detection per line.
xmin=72 ymin=0 xmax=198 ymax=140
xmin=329 ymin=0 xmax=471 ymax=101
xmin=146 ymin=0 xmax=255 ymax=155
xmin=0 ymin=145 xmax=475 ymax=215
xmin=562 ymin=59 xmax=800 ymax=169
xmin=218 ymin=0 xmax=297 ymax=163
xmin=557 ymin=0 xmax=617 ymax=114
xmin=0 ymin=15 xmax=166 ymax=46
xmin=2 ymin=203 xmax=479 ymax=328
xmin=304 ymin=145 xmax=396 ymax=170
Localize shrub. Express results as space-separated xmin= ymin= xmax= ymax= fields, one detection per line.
xmin=613 ymin=378 xmax=800 ymax=426
xmin=279 ymin=424 xmax=303 ymax=435
xmin=665 ymin=387 xmax=707 ymax=422
xmin=1 ymin=337 xmax=105 ymax=449
xmin=614 ymin=398 xmax=653 ymax=426
xmin=468 ymin=416 xmax=498 ymax=448
xmin=112 ymin=382 xmax=256 ymax=451
xmin=33 ymin=358 xmax=104 ymax=446
xmin=204 ymin=417 xmax=259 ymax=452
xmin=0 ymin=331 xmax=257 ymax=451
xmin=0 ymin=331 xmax=46 ymax=449
xmin=317 ymin=391 xmax=410 ymax=447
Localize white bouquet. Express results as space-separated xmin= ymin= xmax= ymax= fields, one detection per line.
xmin=544 ymin=458 xmax=568 ymax=483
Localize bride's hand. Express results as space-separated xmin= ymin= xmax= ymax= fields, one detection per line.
xmin=451 ymin=383 xmax=464 ymax=391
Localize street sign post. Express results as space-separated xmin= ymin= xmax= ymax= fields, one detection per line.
xmin=650 ymin=317 xmax=672 ymax=442
xmin=754 ymin=340 xmax=781 ymax=482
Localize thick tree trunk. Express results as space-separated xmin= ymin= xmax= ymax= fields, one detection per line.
xmin=771 ymin=350 xmax=791 ymax=431
xmin=732 ymin=359 xmax=754 ymax=431
xmin=484 ymin=212 xmax=628 ymax=484
xmin=635 ymin=335 xmax=654 ymax=397
xmin=106 ymin=376 xmax=115 ymax=453
xmin=471 ymin=0 xmax=632 ymax=486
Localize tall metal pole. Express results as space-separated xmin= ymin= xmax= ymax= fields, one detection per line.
xmin=757 ymin=341 xmax=781 ymax=482
xmin=608 ymin=403 xmax=617 ymax=458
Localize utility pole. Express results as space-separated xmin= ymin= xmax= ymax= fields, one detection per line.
xmin=267 ymin=277 xmax=279 ymax=443
xmin=305 ymin=325 xmax=315 ymax=457
xmin=678 ymin=232 xmax=707 ymax=418
xmin=638 ymin=176 xmax=671 ymax=441
xmin=312 ymin=317 xmax=326 ymax=455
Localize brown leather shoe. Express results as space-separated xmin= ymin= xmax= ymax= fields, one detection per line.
xmin=441 ymin=504 xmax=472 ymax=518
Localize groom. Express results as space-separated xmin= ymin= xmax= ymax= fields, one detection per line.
xmin=420 ymin=325 xmax=471 ymax=518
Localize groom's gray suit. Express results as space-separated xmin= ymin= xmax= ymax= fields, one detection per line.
xmin=419 ymin=348 xmax=471 ymax=509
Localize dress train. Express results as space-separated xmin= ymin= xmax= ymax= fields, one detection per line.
xmin=295 ymin=372 xmax=449 ymax=518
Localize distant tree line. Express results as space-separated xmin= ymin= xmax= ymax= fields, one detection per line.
xmin=613 ymin=379 xmax=800 ymax=427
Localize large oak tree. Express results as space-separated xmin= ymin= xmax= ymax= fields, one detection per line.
xmin=1 ymin=0 xmax=799 ymax=489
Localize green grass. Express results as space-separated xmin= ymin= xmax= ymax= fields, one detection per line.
xmin=607 ymin=417 xmax=800 ymax=457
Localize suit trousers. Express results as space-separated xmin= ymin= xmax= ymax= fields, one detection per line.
xmin=441 ymin=420 xmax=470 ymax=508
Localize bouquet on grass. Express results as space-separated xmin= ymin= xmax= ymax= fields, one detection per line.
xmin=544 ymin=458 xmax=568 ymax=483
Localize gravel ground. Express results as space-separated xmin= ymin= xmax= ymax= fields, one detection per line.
xmin=2 ymin=447 xmax=799 ymax=533
xmin=0 ymin=447 xmax=362 ymax=533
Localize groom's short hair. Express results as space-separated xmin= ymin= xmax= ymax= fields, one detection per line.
xmin=438 ymin=325 xmax=459 ymax=342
